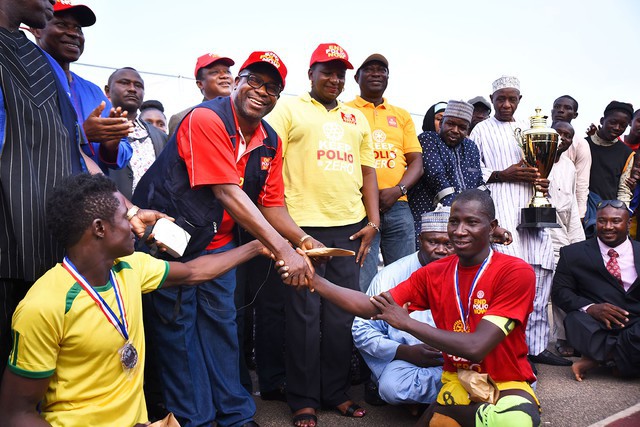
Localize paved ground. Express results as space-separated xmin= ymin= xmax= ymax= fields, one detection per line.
xmin=251 ymin=349 xmax=640 ymax=426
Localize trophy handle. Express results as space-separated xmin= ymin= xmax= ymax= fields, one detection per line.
xmin=514 ymin=127 xmax=522 ymax=142
xmin=513 ymin=127 xmax=527 ymax=163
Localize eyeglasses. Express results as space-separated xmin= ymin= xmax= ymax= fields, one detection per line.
xmin=238 ymin=73 xmax=282 ymax=97
xmin=596 ymin=200 xmax=628 ymax=210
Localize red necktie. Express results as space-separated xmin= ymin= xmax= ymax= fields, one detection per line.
xmin=606 ymin=248 xmax=622 ymax=285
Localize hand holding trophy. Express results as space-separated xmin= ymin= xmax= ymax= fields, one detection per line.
xmin=514 ymin=108 xmax=561 ymax=229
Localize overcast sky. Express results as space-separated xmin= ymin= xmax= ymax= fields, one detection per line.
xmin=53 ymin=0 xmax=639 ymax=133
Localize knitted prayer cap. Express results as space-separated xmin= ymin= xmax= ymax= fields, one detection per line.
xmin=443 ymin=100 xmax=474 ymax=124
xmin=421 ymin=205 xmax=451 ymax=233
xmin=492 ymin=75 xmax=520 ymax=93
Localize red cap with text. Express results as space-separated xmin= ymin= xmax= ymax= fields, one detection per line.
xmin=53 ymin=0 xmax=96 ymax=27
xmin=238 ymin=51 xmax=287 ymax=88
xmin=309 ymin=43 xmax=353 ymax=69
xmin=194 ymin=53 xmax=235 ymax=78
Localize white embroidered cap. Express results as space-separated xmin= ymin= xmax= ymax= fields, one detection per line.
xmin=492 ymin=75 xmax=520 ymax=93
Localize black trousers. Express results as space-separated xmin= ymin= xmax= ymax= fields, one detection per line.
xmin=0 ymin=279 xmax=30 ymax=377
xmin=285 ymin=220 xmax=364 ymax=412
xmin=565 ymin=310 xmax=640 ymax=377
xmin=237 ymin=255 xmax=287 ymax=394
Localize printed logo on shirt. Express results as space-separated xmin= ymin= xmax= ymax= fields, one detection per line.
xmin=452 ymin=320 xmax=470 ymax=333
xmin=260 ymin=157 xmax=272 ymax=170
xmin=239 ymin=176 xmax=244 ymax=187
xmin=322 ymin=122 xmax=344 ymax=141
xmin=450 ymin=354 xmax=483 ymax=372
xmin=317 ymin=122 xmax=355 ymax=174
xmin=341 ymin=112 xmax=357 ymax=125
xmin=372 ymin=138 xmax=398 ymax=169
xmin=473 ymin=298 xmax=488 ymax=315
xmin=372 ymin=129 xmax=387 ymax=143
xmin=473 ymin=289 xmax=488 ymax=314
xmin=387 ymin=116 xmax=398 ymax=127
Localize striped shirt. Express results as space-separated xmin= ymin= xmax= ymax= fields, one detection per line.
xmin=0 ymin=29 xmax=78 ymax=281
xmin=470 ymin=116 xmax=554 ymax=270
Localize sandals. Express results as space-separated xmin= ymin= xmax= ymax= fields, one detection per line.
xmin=292 ymin=410 xmax=317 ymax=427
xmin=292 ymin=401 xmax=365 ymax=426
xmin=337 ymin=401 xmax=366 ymax=418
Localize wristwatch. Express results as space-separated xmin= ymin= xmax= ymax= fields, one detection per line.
xmin=398 ymin=184 xmax=407 ymax=195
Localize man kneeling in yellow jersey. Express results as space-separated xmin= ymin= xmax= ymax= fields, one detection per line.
xmin=0 ymin=173 xmax=274 ymax=427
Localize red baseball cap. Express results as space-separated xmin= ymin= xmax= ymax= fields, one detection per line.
xmin=238 ymin=51 xmax=287 ymax=88
xmin=309 ymin=43 xmax=353 ymax=69
xmin=194 ymin=53 xmax=235 ymax=79
xmin=53 ymin=0 xmax=96 ymax=27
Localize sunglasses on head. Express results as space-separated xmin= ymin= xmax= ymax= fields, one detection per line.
xmin=596 ymin=200 xmax=628 ymax=210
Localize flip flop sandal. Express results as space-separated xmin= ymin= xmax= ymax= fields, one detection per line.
xmin=340 ymin=403 xmax=366 ymax=418
xmin=292 ymin=413 xmax=317 ymax=427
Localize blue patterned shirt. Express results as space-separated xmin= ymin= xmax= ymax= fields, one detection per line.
xmin=408 ymin=131 xmax=485 ymax=234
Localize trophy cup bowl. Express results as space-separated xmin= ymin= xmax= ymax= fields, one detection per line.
xmin=514 ymin=109 xmax=561 ymax=229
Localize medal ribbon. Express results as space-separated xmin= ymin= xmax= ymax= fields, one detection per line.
xmin=453 ymin=249 xmax=493 ymax=332
xmin=62 ymin=256 xmax=129 ymax=341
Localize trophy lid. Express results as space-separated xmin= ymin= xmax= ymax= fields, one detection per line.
xmin=524 ymin=108 xmax=558 ymax=135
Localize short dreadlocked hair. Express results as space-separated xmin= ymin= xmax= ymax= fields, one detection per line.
xmin=46 ymin=174 xmax=120 ymax=248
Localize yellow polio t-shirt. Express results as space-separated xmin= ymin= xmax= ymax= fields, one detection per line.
xmin=267 ymin=93 xmax=375 ymax=227
xmin=345 ymin=96 xmax=421 ymax=202
xmin=8 ymin=252 xmax=169 ymax=427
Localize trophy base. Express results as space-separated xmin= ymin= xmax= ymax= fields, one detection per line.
xmin=517 ymin=207 xmax=561 ymax=229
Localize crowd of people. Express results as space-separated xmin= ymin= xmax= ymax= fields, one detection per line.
xmin=0 ymin=1 xmax=638 ymax=427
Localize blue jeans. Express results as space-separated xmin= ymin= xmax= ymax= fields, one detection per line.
xmin=359 ymin=201 xmax=415 ymax=292
xmin=144 ymin=241 xmax=255 ymax=427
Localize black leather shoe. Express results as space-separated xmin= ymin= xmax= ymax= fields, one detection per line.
xmin=239 ymin=422 xmax=260 ymax=427
xmin=528 ymin=349 xmax=573 ymax=366
xmin=364 ymin=380 xmax=387 ymax=406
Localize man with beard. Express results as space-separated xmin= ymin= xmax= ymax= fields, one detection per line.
xmin=552 ymin=200 xmax=640 ymax=381
xmin=413 ymin=100 xmax=487 ymax=212
xmin=132 ymin=51 xmax=315 ymax=427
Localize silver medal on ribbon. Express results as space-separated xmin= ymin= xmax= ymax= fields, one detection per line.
xmin=120 ymin=341 xmax=138 ymax=370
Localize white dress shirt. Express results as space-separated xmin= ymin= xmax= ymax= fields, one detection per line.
xmin=597 ymin=237 xmax=637 ymax=292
